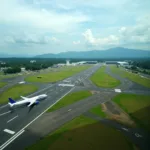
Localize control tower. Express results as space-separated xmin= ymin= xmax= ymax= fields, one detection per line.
xmin=66 ymin=60 xmax=70 ymax=66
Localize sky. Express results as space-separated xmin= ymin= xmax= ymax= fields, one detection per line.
xmin=0 ymin=0 xmax=150 ymax=55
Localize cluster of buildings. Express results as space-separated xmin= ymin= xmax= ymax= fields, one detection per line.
xmin=105 ymin=61 xmax=129 ymax=67
xmin=56 ymin=60 xmax=98 ymax=67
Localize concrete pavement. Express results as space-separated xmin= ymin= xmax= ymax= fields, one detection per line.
xmin=0 ymin=64 xmax=150 ymax=150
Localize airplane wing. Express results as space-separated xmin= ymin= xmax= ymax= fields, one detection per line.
xmin=27 ymin=101 xmax=35 ymax=107
xmin=28 ymin=100 xmax=39 ymax=112
xmin=20 ymin=96 xmax=27 ymax=100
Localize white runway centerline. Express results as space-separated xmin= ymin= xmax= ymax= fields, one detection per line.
xmin=7 ymin=115 xmax=18 ymax=123
xmin=0 ymin=111 xmax=11 ymax=116
xmin=0 ymin=104 xmax=8 ymax=109
xmin=4 ymin=129 xmax=15 ymax=135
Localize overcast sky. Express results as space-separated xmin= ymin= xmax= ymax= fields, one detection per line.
xmin=0 ymin=0 xmax=150 ymax=55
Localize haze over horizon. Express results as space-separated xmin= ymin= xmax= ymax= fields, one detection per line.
xmin=0 ymin=0 xmax=150 ymax=55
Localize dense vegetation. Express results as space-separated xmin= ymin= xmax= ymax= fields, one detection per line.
xmin=4 ymin=67 xmax=21 ymax=74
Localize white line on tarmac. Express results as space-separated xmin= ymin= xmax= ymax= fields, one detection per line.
xmin=7 ymin=115 xmax=18 ymax=123
xmin=0 ymin=111 xmax=11 ymax=117
xmin=27 ymin=84 xmax=53 ymax=98
xmin=0 ymin=104 xmax=8 ymax=109
xmin=0 ymin=87 xmax=75 ymax=150
xmin=135 ymin=133 xmax=143 ymax=138
xmin=4 ymin=129 xmax=15 ymax=135
xmin=0 ymin=130 xmax=25 ymax=150
xmin=68 ymin=109 xmax=72 ymax=111
xmin=122 ymin=128 xmax=129 ymax=131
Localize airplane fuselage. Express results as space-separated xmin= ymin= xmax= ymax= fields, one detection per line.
xmin=8 ymin=94 xmax=47 ymax=108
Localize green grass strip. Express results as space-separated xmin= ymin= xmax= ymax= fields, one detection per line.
xmin=47 ymin=91 xmax=92 ymax=112
xmin=110 ymin=65 xmax=150 ymax=88
xmin=25 ymin=66 xmax=91 ymax=83
xmin=0 ymin=84 xmax=38 ymax=104
xmin=90 ymin=105 xmax=107 ymax=118
xmin=90 ymin=66 xmax=121 ymax=88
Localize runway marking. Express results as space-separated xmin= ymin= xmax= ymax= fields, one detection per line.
xmin=122 ymin=128 xmax=129 ymax=131
xmin=58 ymin=84 xmax=74 ymax=87
xmin=135 ymin=133 xmax=143 ymax=138
xmin=115 ymin=89 xmax=122 ymax=93
xmin=4 ymin=129 xmax=15 ymax=135
xmin=68 ymin=109 xmax=72 ymax=111
xmin=0 ymin=111 xmax=11 ymax=116
xmin=28 ymin=84 xmax=53 ymax=98
xmin=0 ymin=130 xmax=25 ymax=150
xmin=7 ymin=115 xmax=18 ymax=123
xmin=0 ymin=104 xmax=8 ymax=109
xmin=0 ymin=87 xmax=75 ymax=150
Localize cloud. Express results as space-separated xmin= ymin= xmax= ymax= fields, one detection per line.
xmin=4 ymin=34 xmax=60 ymax=45
xmin=82 ymin=29 xmax=119 ymax=47
xmin=73 ymin=40 xmax=80 ymax=45
xmin=119 ymin=15 xmax=150 ymax=44
xmin=82 ymin=14 xmax=150 ymax=49
xmin=0 ymin=0 xmax=89 ymax=33
xmin=0 ymin=0 xmax=150 ymax=54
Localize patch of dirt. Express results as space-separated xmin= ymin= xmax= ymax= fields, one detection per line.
xmin=102 ymin=102 xmax=136 ymax=127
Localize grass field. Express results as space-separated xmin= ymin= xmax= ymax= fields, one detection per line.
xmin=47 ymin=91 xmax=92 ymax=112
xmin=0 ymin=84 xmax=38 ymax=104
xmin=113 ymin=94 xmax=150 ymax=131
xmin=25 ymin=65 xmax=91 ymax=83
xmin=0 ymin=82 xmax=6 ymax=88
xmin=27 ymin=115 xmax=134 ymax=150
xmin=110 ymin=65 xmax=150 ymax=88
xmin=90 ymin=104 xmax=107 ymax=118
xmin=90 ymin=66 xmax=121 ymax=88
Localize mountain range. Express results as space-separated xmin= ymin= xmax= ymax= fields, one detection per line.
xmin=35 ymin=47 xmax=150 ymax=59
xmin=0 ymin=47 xmax=150 ymax=58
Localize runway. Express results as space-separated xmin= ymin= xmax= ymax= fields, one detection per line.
xmin=1 ymin=91 xmax=117 ymax=150
xmin=0 ymin=64 xmax=100 ymax=150
xmin=0 ymin=64 xmax=150 ymax=150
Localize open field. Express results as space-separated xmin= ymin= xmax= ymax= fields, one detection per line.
xmin=0 ymin=84 xmax=38 ymax=104
xmin=110 ymin=65 xmax=150 ymax=88
xmin=0 ymin=82 xmax=6 ymax=88
xmin=90 ymin=66 xmax=121 ymax=88
xmin=113 ymin=94 xmax=150 ymax=131
xmin=27 ymin=115 xmax=134 ymax=150
xmin=25 ymin=65 xmax=91 ymax=83
xmin=47 ymin=91 xmax=92 ymax=112
xmin=90 ymin=104 xmax=107 ymax=118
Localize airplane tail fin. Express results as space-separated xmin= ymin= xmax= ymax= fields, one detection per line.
xmin=8 ymin=98 xmax=16 ymax=104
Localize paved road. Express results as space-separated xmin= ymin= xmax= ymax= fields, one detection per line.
xmin=0 ymin=64 xmax=100 ymax=150
xmin=0 ymin=76 xmax=25 ymax=95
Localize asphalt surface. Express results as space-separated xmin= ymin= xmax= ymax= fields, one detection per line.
xmin=3 ymin=91 xmax=117 ymax=150
xmin=0 ymin=64 xmax=150 ymax=150
xmin=0 ymin=76 xmax=25 ymax=94
xmin=84 ymin=112 xmax=150 ymax=150
xmin=0 ymin=64 xmax=100 ymax=150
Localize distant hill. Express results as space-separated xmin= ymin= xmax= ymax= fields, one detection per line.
xmin=35 ymin=47 xmax=150 ymax=59
xmin=0 ymin=53 xmax=32 ymax=58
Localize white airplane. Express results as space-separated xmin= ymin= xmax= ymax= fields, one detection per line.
xmin=8 ymin=94 xmax=47 ymax=111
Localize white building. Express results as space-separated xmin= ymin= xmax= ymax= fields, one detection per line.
xmin=30 ymin=60 xmax=36 ymax=63
xmin=66 ymin=60 xmax=70 ymax=66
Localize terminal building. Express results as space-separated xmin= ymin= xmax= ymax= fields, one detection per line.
xmin=105 ymin=61 xmax=129 ymax=67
